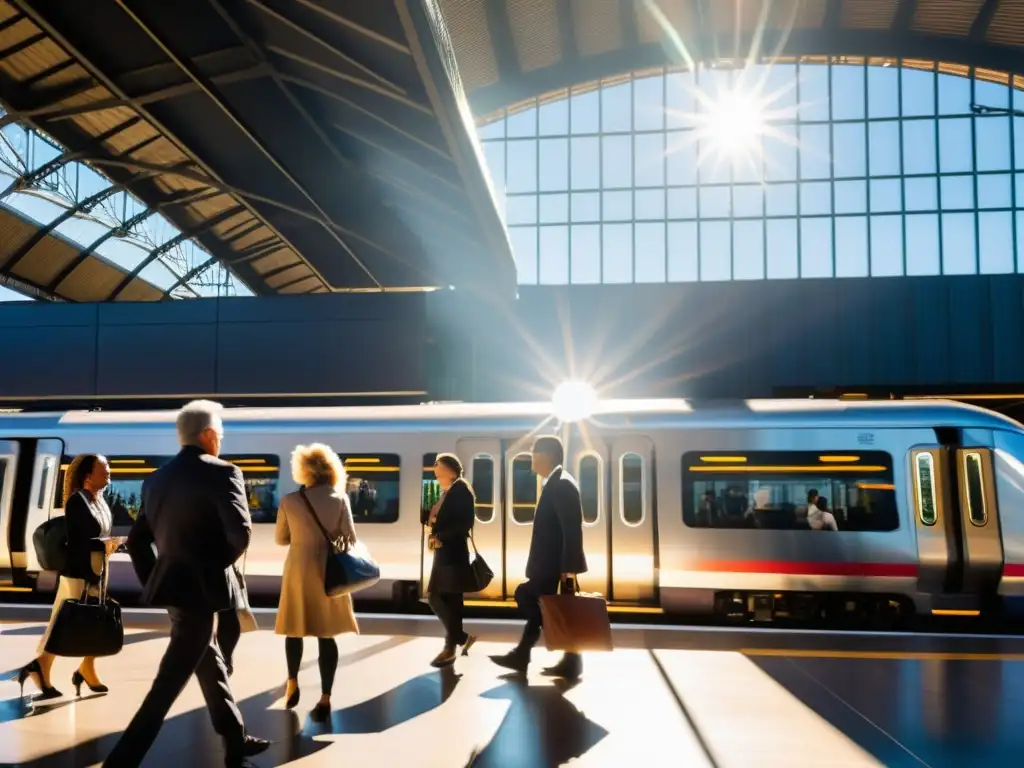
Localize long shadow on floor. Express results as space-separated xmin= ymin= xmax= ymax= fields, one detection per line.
xmin=7 ymin=635 xmax=414 ymax=767
xmin=464 ymin=674 xmax=608 ymax=768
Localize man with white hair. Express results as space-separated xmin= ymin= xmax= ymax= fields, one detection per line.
xmin=104 ymin=400 xmax=269 ymax=767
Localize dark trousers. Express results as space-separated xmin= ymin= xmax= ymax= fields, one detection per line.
xmin=217 ymin=610 xmax=241 ymax=671
xmin=103 ymin=608 xmax=244 ymax=767
xmin=284 ymin=637 xmax=339 ymax=696
xmin=428 ymin=592 xmax=468 ymax=647
xmin=514 ymin=578 xmax=580 ymax=662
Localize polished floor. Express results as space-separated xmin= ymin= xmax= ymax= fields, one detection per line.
xmin=1 ymin=612 xmax=1023 ymax=767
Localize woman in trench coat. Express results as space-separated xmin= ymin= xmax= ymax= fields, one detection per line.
xmin=275 ymin=443 xmax=358 ymax=721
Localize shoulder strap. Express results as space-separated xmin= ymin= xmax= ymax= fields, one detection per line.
xmin=298 ymin=488 xmax=335 ymax=546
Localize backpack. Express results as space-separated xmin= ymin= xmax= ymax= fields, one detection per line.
xmin=33 ymin=515 xmax=68 ymax=573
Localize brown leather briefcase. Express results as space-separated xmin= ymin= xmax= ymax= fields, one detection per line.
xmin=539 ymin=581 xmax=614 ymax=653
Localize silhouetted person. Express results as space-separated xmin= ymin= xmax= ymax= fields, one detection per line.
xmin=103 ymin=400 xmax=268 ymax=768
xmin=490 ymin=435 xmax=588 ymax=680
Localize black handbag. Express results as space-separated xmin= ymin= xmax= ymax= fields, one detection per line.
xmin=468 ymin=529 xmax=494 ymax=593
xmin=44 ymin=563 xmax=123 ymax=658
xmin=299 ymin=489 xmax=381 ymax=598
xmin=33 ymin=516 xmax=68 ymax=573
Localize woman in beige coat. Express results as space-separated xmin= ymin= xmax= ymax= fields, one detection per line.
xmin=275 ymin=443 xmax=359 ymax=721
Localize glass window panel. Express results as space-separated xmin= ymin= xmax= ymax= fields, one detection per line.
xmin=870 ymin=214 xmax=903 ymax=276
xmin=539 ymin=193 xmax=568 ymax=224
xmin=506 ymin=195 xmax=537 ymax=225
xmin=832 ymin=123 xmax=866 ymax=178
xmin=766 ymin=218 xmax=798 ymax=278
xmin=506 ymin=141 xmax=538 ymax=193
xmin=539 ymin=226 xmax=569 ymax=284
xmin=697 ymin=137 xmax=731 ymax=185
xmin=138 ymin=260 xmax=178 ymax=292
xmin=635 ymin=222 xmax=667 ymax=283
xmin=570 ymin=88 xmax=599 ymax=133
xmin=1014 ymin=118 xmax=1024 ymax=170
xmin=1015 ymin=172 xmax=1024 ymax=204
xmin=700 ymin=221 xmax=731 ymax=281
xmin=801 ymin=218 xmax=833 ymax=277
xmin=635 ymin=188 xmax=665 ymax=220
xmin=571 ymin=136 xmax=600 ymax=189
xmin=470 ymin=455 xmax=495 ymax=522
xmin=906 ymin=213 xmax=940 ymax=275
xmin=731 ymin=145 xmax=763 ymax=184
xmin=868 ymin=66 xmax=899 ymax=118
xmin=905 ymin=177 xmax=938 ymax=211
xmin=340 ymin=454 xmax=400 ymax=524
xmin=765 ymin=183 xmax=797 ymax=216
xmin=579 ymin=454 xmax=601 ymax=525
xmin=700 ymin=186 xmax=730 ymax=218
xmin=601 ymin=81 xmax=633 ymax=133
xmin=506 ymin=108 xmax=536 ymax=138
xmin=602 ymin=223 xmax=633 ymax=282
xmin=510 ymin=453 xmax=538 ymax=523
xmin=798 ymin=64 xmax=830 ymax=122
xmin=621 ymin=453 xmax=644 ymax=525
xmin=976 ymin=116 xmax=1012 ymax=172
xmin=509 ymin=226 xmax=538 ymax=283
xmin=834 ymin=180 xmax=867 ymax=214
xmin=975 ymin=77 xmax=1009 ymax=110
xmin=538 ymin=99 xmax=568 ymax=136
xmin=603 ymin=190 xmax=632 ymax=221
xmin=733 ymin=220 xmax=764 ymax=279
xmin=941 ymin=176 xmax=974 ymax=210
xmin=939 ymin=119 xmax=974 ymax=172
xmin=801 ymin=181 xmax=831 ymax=216
xmin=764 ymin=64 xmax=798 ymax=114
xmin=571 ymin=192 xmax=600 ymax=222
xmin=570 ymin=224 xmax=601 ymax=283
xmin=478 ymin=118 xmax=505 ymax=141
xmin=764 ymin=124 xmax=798 ymax=181
xmin=902 ymin=69 xmax=936 ymax=117
xmin=799 ymin=123 xmax=831 ymax=179
xmin=633 ymin=75 xmax=665 ymax=132
xmin=977 ymin=174 xmax=1011 ymax=209
xmin=941 ymin=212 xmax=977 ymax=275
xmin=602 ymin=135 xmax=632 ymax=188
xmin=868 ymin=121 xmax=900 ymax=176
xmin=668 ymin=221 xmax=698 ymax=281
xmin=832 ymin=64 xmax=865 ymax=120
xmin=902 ymin=120 xmax=937 ymax=175
xmin=938 ymin=72 xmax=970 ymax=115
xmin=1018 ymin=212 xmax=1024 ymax=272
xmin=979 ymin=211 xmax=1014 ymax=274
xmin=733 ymin=185 xmax=763 ymax=217
xmin=54 ymin=216 xmax=111 ymax=247
xmin=665 ymin=71 xmax=697 ymax=129
xmin=668 ymin=187 xmax=697 ymax=219
xmin=870 ymin=178 xmax=902 ymax=213
xmin=666 ymin=132 xmax=697 ymax=184
xmin=539 ymin=139 xmax=569 ymax=191
xmin=634 ymin=132 xmax=666 ymax=187
xmin=835 ymin=216 xmax=868 ymax=276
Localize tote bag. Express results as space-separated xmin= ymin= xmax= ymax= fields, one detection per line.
xmin=298 ymin=489 xmax=381 ymax=598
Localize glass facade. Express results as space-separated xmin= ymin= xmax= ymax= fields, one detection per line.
xmin=477 ymin=61 xmax=1024 ymax=284
xmin=0 ymin=113 xmax=252 ymax=301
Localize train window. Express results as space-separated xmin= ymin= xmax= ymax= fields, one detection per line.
xmin=963 ymin=452 xmax=987 ymax=526
xmin=620 ymin=453 xmax=644 ymax=526
xmin=223 ymin=455 xmax=280 ymax=524
xmin=915 ymin=452 xmax=938 ymax=526
xmin=578 ymin=453 xmax=601 ymax=525
xmin=422 ymin=453 xmax=441 ymax=519
xmin=36 ymin=455 xmax=54 ymax=509
xmin=510 ymin=452 xmax=538 ymax=524
xmin=682 ymin=451 xmax=900 ymax=531
xmin=471 ymin=455 xmax=495 ymax=523
xmin=339 ymin=453 xmax=400 ymax=524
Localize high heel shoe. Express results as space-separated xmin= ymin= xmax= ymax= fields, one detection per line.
xmin=16 ymin=660 xmax=62 ymax=700
xmin=72 ymin=670 xmax=108 ymax=697
xmin=310 ymin=702 xmax=331 ymax=722
xmin=461 ymin=635 xmax=477 ymax=656
xmin=285 ymin=684 xmax=300 ymax=710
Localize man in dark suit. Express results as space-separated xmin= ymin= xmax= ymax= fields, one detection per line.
xmin=490 ymin=435 xmax=588 ymax=679
xmin=103 ymin=400 xmax=268 ymax=768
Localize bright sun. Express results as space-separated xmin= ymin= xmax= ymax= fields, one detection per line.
xmin=704 ymin=88 xmax=767 ymax=156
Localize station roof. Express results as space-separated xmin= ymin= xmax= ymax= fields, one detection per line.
xmin=0 ymin=0 xmax=516 ymax=301
xmin=438 ymin=0 xmax=1024 ymax=118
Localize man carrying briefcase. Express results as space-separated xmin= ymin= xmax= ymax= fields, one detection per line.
xmin=490 ymin=435 xmax=589 ymax=680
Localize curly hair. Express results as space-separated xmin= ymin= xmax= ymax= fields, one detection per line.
xmin=291 ymin=443 xmax=346 ymax=489
xmin=63 ymin=454 xmax=104 ymax=505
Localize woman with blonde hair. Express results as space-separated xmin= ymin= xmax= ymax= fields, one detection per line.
xmin=17 ymin=454 xmax=120 ymax=699
xmin=274 ymin=443 xmax=358 ymax=720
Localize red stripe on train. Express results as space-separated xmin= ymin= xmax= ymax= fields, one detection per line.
xmin=1002 ymin=564 xmax=1024 ymax=578
xmin=691 ymin=560 xmax=919 ymax=578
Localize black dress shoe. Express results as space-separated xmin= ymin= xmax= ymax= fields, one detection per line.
xmin=488 ymin=649 xmax=529 ymax=673
xmin=225 ymin=735 xmax=270 ymax=761
xmin=431 ymin=645 xmax=457 ymax=668
xmin=541 ymin=654 xmax=582 ymax=680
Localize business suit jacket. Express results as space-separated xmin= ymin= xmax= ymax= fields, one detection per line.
xmin=63 ymin=491 xmax=112 ymax=584
xmin=425 ymin=478 xmax=476 ymax=594
xmin=127 ymin=445 xmax=251 ymax=613
xmin=525 ymin=467 xmax=588 ymax=582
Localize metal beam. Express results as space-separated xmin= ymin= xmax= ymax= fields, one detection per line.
xmin=0 ymin=32 xmax=45 ymax=61
xmin=893 ymin=0 xmax=919 ymax=32
xmin=484 ymin=0 xmax=521 ymax=78
xmin=970 ymin=0 xmax=1001 ymax=40
xmin=283 ymin=0 xmax=411 ymax=56
xmin=107 ymin=205 xmax=245 ymax=301
xmin=114 ymin=0 xmax=375 ymax=289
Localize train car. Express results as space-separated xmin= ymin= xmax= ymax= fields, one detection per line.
xmin=2 ymin=395 xmax=1024 ymax=625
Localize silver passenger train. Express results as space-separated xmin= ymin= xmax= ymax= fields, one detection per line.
xmin=2 ymin=397 xmax=1024 ymax=624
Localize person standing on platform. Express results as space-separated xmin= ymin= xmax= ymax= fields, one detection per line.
xmin=103 ymin=400 xmax=269 ymax=768
xmin=489 ymin=435 xmax=588 ymax=680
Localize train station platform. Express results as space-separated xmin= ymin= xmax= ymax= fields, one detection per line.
xmin=1 ymin=609 xmax=1022 ymax=767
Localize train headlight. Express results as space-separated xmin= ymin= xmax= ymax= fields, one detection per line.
xmin=552 ymin=380 xmax=598 ymax=423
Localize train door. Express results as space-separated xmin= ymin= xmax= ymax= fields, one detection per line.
xmin=457 ymin=439 xmax=503 ymax=600
xmin=952 ymin=447 xmax=1001 ymax=604
xmin=0 ymin=440 xmax=18 ymax=571
xmin=1 ymin=438 xmax=63 ymax=579
xmin=610 ymin=436 xmax=657 ymax=603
